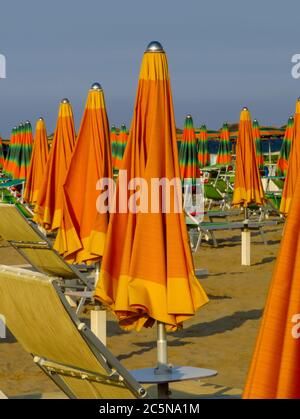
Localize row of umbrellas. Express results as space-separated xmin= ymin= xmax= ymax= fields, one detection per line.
xmin=2 ymin=122 xmax=33 ymax=179
xmin=1 ymin=41 xmax=300 ymax=397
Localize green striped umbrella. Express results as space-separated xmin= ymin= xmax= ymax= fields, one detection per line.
xmin=277 ymin=116 xmax=294 ymax=176
xmin=110 ymin=125 xmax=118 ymax=173
xmin=216 ymin=122 xmax=231 ymax=164
xmin=12 ymin=122 xmax=33 ymax=179
xmin=0 ymin=135 xmax=4 ymax=170
xmin=179 ymin=115 xmax=198 ymax=184
xmin=114 ymin=123 xmax=128 ymax=171
xmin=197 ymin=124 xmax=210 ymax=168
xmin=252 ymin=119 xmax=264 ymax=169
xmin=3 ymin=127 xmax=15 ymax=176
xmin=5 ymin=126 xmax=19 ymax=178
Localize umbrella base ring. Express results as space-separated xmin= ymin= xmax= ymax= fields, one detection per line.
xmin=130 ymin=366 xmax=217 ymax=398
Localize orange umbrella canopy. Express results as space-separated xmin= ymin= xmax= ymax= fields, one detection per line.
xmin=34 ymin=99 xmax=76 ymax=231
xmin=280 ymin=99 xmax=300 ymax=216
xmin=24 ymin=118 xmax=49 ymax=204
xmin=54 ymin=83 xmax=112 ymax=264
xmin=243 ymin=163 xmax=300 ymax=398
xmin=94 ymin=42 xmax=208 ymax=332
xmin=232 ymin=108 xmax=265 ymax=207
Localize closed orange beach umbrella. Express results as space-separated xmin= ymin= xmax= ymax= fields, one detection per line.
xmin=280 ymin=99 xmax=300 ymax=216
xmin=94 ymin=42 xmax=208 ymax=332
xmin=243 ymin=162 xmax=300 ymax=398
xmin=24 ymin=118 xmax=49 ymax=204
xmin=34 ymin=99 xmax=76 ymax=231
xmin=54 ymin=83 xmax=112 ymax=264
xmin=232 ymin=107 xmax=265 ymax=207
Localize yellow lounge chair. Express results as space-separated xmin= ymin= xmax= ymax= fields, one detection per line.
xmin=0 ymin=265 xmax=148 ymax=399
xmin=0 ymin=204 xmax=93 ymax=312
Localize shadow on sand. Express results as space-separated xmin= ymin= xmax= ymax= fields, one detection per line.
xmin=117 ymin=309 xmax=262 ymax=361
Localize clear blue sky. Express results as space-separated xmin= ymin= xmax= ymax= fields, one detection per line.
xmin=0 ymin=0 xmax=300 ymax=137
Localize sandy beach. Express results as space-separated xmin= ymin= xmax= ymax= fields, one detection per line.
xmin=0 ymin=224 xmax=282 ymax=398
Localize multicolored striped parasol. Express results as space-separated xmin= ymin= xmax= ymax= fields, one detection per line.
xmin=277 ymin=116 xmax=294 ymax=176
xmin=179 ymin=115 xmax=198 ymax=184
xmin=216 ymin=122 xmax=231 ymax=165
xmin=252 ymin=119 xmax=264 ymax=169
xmin=197 ymin=124 xmax=210 ymax=168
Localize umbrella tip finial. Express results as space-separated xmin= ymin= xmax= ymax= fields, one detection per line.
xmin=146 ymin=41 xmax=164 ymax=52
xmin=186 ymin=114 xmax=192 ymax=119
xmin=61 ymin=98 xmax=70 ymax=104
xmin=38 ymin=117 xmax=44 ymax=121
xmin=91 ymin=82 xmax=102 ymax=90
xmin=242 ymin=106 xmax=248 ymax=111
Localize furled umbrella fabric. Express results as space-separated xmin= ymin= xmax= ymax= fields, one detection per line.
xmin=197 ymin=124 xmax=210 ymax=168
xmin=3 ymin=127 xmax=17 ymax=177
xmin=114 ymin=124 xmax=128 ymax=171
xmin=54 ymin=84 xmax=112 ymax=264
xmin=179 ymin=115 xmax=198 ymax=184
xmin=277 ymin=116 xmax=294 ymax=176
xmin=216 ymin=122 xmax=231 ymax=165
xmin=243 ymin=161 xmax=300 ymax=398
xmin=252 ymin=119 xmax=264 ymax=169
xmin=10 ymin=124 xmax=22 ymax=179
xmin=0 ymin=135 xmax=5 ymax=170
xmin=232 ymin=108 xmax=265 ymax=207
xmin=95 ymin=43 xmax=208 ymax=332
xmin=11 ymin=123 xmax=33 ymax=180
xmin=280 ymin=100 xmax=300 ymax=216
xmin=14 ymin=121 xmax=33 ymax=180
xmin=34 ymin=99 xmax=76 ymax=231
xmin=110 ymin=125 xmax=118 ymax=173
xmin=23 ymin=118 xmax=49 ymax=204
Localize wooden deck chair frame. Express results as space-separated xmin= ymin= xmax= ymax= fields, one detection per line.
xmin=0 ymin=265 xmax=148 ymax=399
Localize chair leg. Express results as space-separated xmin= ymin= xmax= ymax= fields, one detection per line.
xmin=76 ymin=296 xmax=87 ymax=316
xmin=210 ymin=231 xmax=218 ymax=247
xmin=195 ymin=228 xmax=202 ymax=253
xmin=260 ymin=228 xmax=267 ymax=246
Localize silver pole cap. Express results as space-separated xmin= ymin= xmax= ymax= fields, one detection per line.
xmin=146 ymin=41 xmax=164 ymax=52
xmin=91 ymin=82 xmax=102 ymax=90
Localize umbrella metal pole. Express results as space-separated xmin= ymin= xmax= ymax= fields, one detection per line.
xmin=242 ymin=207 xmax=251 ymax=265
xmin=156 ymin=321 xmax=171 ymax=398
xmin=95 ymin=261 xmax=100 ymax=284
xmin=91 ymin=261 xmax=106 ymax=345
xmin=269 ymin=140 xmax=271 ymax=165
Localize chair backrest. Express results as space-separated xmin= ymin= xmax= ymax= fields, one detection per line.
xmin=0 ymin=265 xmax=148 ymax=399
xmin=0 ymin=204 xmax=89 ymax=285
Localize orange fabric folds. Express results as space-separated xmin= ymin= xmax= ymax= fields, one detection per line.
xmin=243 ymin=164 xmax=300 ymax=398
xmin=232 ymin=108 xmax=265 ymax=207
xmin=280 ymin=99 xmax=300 ymax=216
xmin=34 ymin=100 xmax=76 ymax=231
xmin=24 ymin=118 xmax=49 ymax=204
xmin=54 ymin=86 xmax=112 ymax=264
xmin=94 ymin=48 xmax=208 ymax=332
